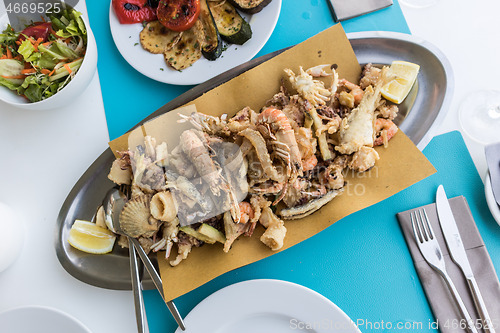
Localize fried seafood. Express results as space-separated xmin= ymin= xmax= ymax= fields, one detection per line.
xmin=359 ymin=63 xmax=381 ymax=89
xmin=105 ymin=62 xmax=403 ymax=266
xmin=223 ymin=211 xmax=251 ymax=252
xmin=239 ymin=128 xmax=283 ymax=182
xmin=374 ymin=118 xmax=398 ymax=147
xmin=279 ymin=188 xmax=344 ymax=220
xmin=108 ymin=158 xmax=132 ymax=185
xmin=151 ymin=218 xmax=179 ymax=259
xmin=338 ymin=79 xmax=364 ymax=107
xmin=180 ymin=129 xmax=224 ymax=196
xmin=336 ymin=67 xmax=389 ymax=155
xmin=284 ymin=66 xmax=331 ymax=107
xmin=150 ymin=191 xmax=177 ymax=222
xmin=257 ymin=107 xmax=303 ymax=176
xmin=348 ymin=146 xmax=380 ymax=172
xmin=306 ymin=64 xmax=332 ymax=77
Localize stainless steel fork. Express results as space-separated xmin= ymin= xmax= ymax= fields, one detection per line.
xmin=411 ymin=209 xmax=479 ymax=333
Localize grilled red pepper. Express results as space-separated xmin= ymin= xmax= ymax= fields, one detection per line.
xmin=112 ymin=0 xmax=157 ymax=24
xmin=157 ymin=0 xmax=200 ymax=32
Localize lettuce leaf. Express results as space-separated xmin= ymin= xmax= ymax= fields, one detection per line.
xmin=17 ymin=74 xmax=58 ymax=102
xmin=51 ymin=40 xmax=79 ymax=60
xmin=37 ymin=44 xmax=67 ymax=61
xmin=0 ymin=76 xmax=22 ymax=90
xmin=22 ymin=77 xmax=43 ymax=102
xmin=0 ymin=25 xmax=19 ymax=45
xmin=18 ymin=40 xmax=41 ymax=62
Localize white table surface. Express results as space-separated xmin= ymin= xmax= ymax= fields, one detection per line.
xmin=0 ymin=1 xmax=499 ymax=333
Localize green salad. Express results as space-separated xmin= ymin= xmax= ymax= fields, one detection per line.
xmin=0 ymin=9 xmax=87 ymax=103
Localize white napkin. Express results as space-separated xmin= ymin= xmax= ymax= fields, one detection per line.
xmin=328 ymin=0 xmax=393 ymax=21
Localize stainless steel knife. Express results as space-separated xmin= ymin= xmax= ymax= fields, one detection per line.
xmin=436 ymin=185 xmax=496 ymax=333
xmin=485 ymin=142 xmax=500 ymax=207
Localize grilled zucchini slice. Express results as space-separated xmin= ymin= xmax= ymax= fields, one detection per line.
xmin=227 ymin=0 xmax=272 ymax=14
xmin=208 ymin=0 xmax=252 ymax=45
xmin=195 ymin=0 xmax=223 ymax=60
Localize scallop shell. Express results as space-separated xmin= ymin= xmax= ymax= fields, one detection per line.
xmin=119 ymin=194 xmax=159 ymax=238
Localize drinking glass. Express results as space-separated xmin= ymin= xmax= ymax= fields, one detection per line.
xmin=459 ymin=90 xmax=500 ymax=144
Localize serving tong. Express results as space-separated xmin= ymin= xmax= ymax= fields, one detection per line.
xmin=103 ymin=187 xmax=185 ymax=331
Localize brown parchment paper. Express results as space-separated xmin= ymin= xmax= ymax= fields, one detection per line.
xmin=108 ymin=24 xmax=436 ymax=302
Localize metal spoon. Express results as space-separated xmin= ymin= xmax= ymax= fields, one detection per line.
xmin=103 ymin=188 xmax=186 ymax=331
xmin=103 ymin=189 xmax=147 ymax=333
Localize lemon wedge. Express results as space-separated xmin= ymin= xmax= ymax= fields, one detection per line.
xmin=381 ymin=60 xmax=420 ymax=104
xmin=68 ymin=220 xmax=116 ymax=254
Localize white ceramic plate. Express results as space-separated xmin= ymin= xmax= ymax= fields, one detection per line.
xmin=109 ymin=1 xmax=281 ymax=85
xmin=0 ymin=305 xmax=92 ymax=333
xmin=485 ymin=172 xmax=500 ymax=226
xmin=175 ymin=279 xmax=361 ymax=333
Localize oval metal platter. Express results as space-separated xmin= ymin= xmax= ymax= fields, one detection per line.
xmin=55 ymin=31 xmax=454 ymax=291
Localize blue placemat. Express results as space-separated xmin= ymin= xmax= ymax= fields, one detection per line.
xmin=85 ymin=0 xmax=410 ymax=140
xmin=142 ymin=131 xmax=500 ymax=333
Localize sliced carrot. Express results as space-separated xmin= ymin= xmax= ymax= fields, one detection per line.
xmin=15 ymin=40 xmax=21 ymax=45
xmin=32 ymin=39 xmax=42 ymax=52
xmin=63 ymin=63 xmax=73 ymax=74
xmin=42 ymin=41 xmax=53 ymax=47
xmin=40 ymin=69 xmax=51 ymax=75
xmin=13 ymin=55 xmax=23 ymax=61
xmin=49 ymin=68 xmax=55 ymax=76
xmin=6 ymin=47 xmax=12 ymax=59
xmin=21 ymin=68 xmax=36 ymax=74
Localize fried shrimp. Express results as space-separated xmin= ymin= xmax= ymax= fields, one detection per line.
xmin=374 ymin=118 xmax=398 ymax=147
xmin=257 ymin=107 xmax=302 ymax=175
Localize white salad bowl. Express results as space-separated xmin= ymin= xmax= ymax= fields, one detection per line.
xmin=0 ymin=15 xmax=97 ymax=111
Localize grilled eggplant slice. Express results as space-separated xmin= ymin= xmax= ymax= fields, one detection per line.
xmin=208 ymin=0 xmax=252 ymax=45
xmin=227 ymin=0 xmax=272 ymax=14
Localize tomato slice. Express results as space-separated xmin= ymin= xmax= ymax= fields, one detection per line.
xmin=157 ymin=0 xmax=201 ymax=32
xmin=18 ymin=22 xmax=52 ymax=42
xmin=112 ymin=0 xmax=157 ymax=24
